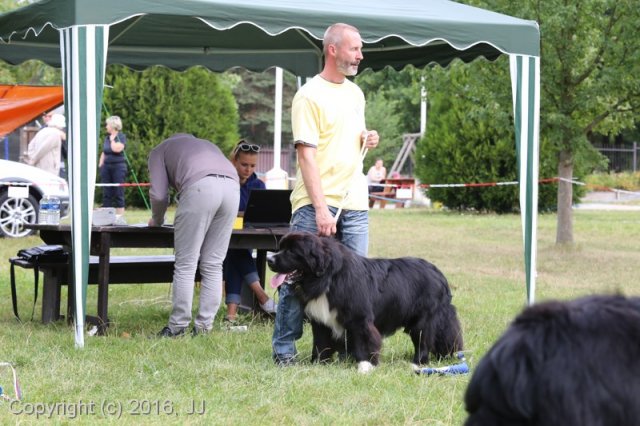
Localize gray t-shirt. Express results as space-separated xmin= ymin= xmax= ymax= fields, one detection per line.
xmin=148 ymin=133 xmax=239 ymax=225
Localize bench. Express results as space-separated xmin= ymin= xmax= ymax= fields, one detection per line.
xmin=10 ymin=255 xmax=183 ymax=326
xmin=369 ymin=189 xmax=397 ymax=208
xmin=369 ymin=178 xmax=416 ymax=208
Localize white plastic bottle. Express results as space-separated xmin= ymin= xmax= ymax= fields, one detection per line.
xmin=49 ymin=196 xmax=61 ymax=225
xmin=39 ymin=195 xmax=51 ymax=224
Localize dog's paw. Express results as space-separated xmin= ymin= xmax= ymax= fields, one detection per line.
xmin=357 ymin=361 xmax=375 ymax=374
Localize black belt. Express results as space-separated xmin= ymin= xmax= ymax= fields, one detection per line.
xmin=206 ymin=174 xmax=233 ymax=179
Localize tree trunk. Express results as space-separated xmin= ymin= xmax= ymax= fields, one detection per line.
xmin=556 ymin=149 xmax=574 ymax=244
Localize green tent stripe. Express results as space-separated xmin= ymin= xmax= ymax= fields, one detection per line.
xmin=524 ymin=57 xmax=540 ymax=306
xmin=61 ymin=25 xmax=108 ymax=348
xmin=522 ymin=57 xmax=533 ymax=304
xmin=510 ymin=54 xmax=540 ymax=305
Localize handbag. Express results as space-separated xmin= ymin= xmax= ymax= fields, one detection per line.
xmin=10 ymin=245 xmax=68 ymax=321
xmin=17 ymin=245 xmax=68 ymax=263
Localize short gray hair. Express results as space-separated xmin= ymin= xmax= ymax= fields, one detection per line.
xmin=323 ymin=23 xmax=360 ymax=54
xmin=105 ymin=115 xmax=122 ymax=131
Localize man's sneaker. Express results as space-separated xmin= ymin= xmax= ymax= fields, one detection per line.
xmin=157 ymin=326 xmax=185 ymax=338
xmin=191 ymin=326 xmax=210 ymax=337
xmin=260 ymin=298 xmax=277 ymax=315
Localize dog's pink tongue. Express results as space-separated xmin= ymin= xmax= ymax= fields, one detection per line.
xmin=270 ymin=273 xmax=287 ymax=289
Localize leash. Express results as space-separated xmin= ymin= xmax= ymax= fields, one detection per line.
xmin=0 ymin=362 xmax=22 ymax=402
xmin=334 ymin=138 xmax=369 ymax=220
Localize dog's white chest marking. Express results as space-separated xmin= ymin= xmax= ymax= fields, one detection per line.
xmin=305 ymin=294 xmax=344 ymax=339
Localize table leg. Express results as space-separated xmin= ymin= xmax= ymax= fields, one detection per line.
xmin=96 ymin=232 xmax=111 ymax=334
xmin=41 ymin=267 xmax=62 ymax=324
xmin=66 ymin=257 xmax=74 ymax=324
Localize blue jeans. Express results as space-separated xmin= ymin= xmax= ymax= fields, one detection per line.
xmin=223 ymin=249 xmax=260 ymax=305
xmin=272 ymin=204 xmax=368 ymax=360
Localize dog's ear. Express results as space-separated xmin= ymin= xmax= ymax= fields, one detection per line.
xmin=299 ymin=234 xmax=331 ymax=277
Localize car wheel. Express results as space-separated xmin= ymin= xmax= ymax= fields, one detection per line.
xmin=0 ymin=191 xmax=39 ymax=238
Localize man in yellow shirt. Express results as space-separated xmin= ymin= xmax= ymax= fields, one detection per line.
xmin=272 ymin=23 xmax=380 ymax=365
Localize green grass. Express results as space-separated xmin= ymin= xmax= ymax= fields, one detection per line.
xmin=1 ymin=208 xmax=639 ymax=424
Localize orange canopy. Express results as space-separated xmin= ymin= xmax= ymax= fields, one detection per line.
xmin=0 ymin=85 xmax=63 ymax=136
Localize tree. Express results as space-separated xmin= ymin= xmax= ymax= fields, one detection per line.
xmin=416 ymin=60 xmax=558 ymax=213
xmin=102 ymin=65 xmax=239 ymax=207
xmin=482 ymin=0 xmax=640 ymax=243
xmin=356 ymin=67 xmax=422 ymax=171
xmin=227 ymin=68 xmax=296 ymax=147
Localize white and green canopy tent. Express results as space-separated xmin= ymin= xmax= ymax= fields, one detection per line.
xmin=0 ymin=0 xmax=539 ymax=347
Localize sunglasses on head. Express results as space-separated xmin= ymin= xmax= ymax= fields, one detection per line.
xmin=233 ymin=142 xmax=260 ymax=155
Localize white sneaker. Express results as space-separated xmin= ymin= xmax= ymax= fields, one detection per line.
xmin=260 ymin=298 xmax=277 ymax=314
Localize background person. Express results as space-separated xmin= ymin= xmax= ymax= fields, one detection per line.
xmin=271 ymin=23 xmax=380 ymax=365
xmin=41 ymin=110 xmax=52 ymax=126
xmin=98 ymin=115 xmax=127 ymax=218
xmin=223 ymin=140 xmax=277 ymax=324
xmin=367 ymin=158 xmax=386 ymax=192
xmin=26 ymin=113 xmax=66 ymax=175
xmin=39 ymin=109 xmax=68 ymax=179
xmin=148 ymin=133 xmax=239 ymax=337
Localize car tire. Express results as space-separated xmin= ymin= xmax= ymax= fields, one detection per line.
xmin=0 ymin=191 xmax=39 ymax=238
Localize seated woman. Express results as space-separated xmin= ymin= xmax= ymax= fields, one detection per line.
xmin=367 ymin=158 xmax=386 ymax=193
xmin=223 ymin=140 xmax=277 ymax=323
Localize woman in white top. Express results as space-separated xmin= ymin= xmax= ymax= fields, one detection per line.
xmin=367 ymin=158 xmax=386 ymax=192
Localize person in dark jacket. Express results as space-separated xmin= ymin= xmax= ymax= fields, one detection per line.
xmin=223 ymin=140 xmax=277 ymax=324
xmin=99 ymin=115 xmax=127 ymax=219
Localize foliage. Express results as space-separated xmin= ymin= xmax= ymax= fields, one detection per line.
xmin=357 ymin=67 xmax=422 ymax=171
xmin=481 ymin=0 xmax=640 ymax=241
xmin=2 ymin=208 xmax=640 ymax=425
xmin=360 ymin=0 xmax=640 ymax=223
xmin=0 ymin=0 xmax=60 ymax=85
xmin=415 ymin=60 xmax=559 ymax=213
xmin=360 ymin=89 xmax=404 ymax=171
xmin=101 ymin=65 xmax=239 ymax=207
xmin=0 ymin=59 xmax=61 ymax=85
xmin=226 ymin=68 xmax=296 ymax=147
xmin=0 ymin=0 xmax=18 ymax=13
xmin=585 ymin=171 xmax=640 ymax=191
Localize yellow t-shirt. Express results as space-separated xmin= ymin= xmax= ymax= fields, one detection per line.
xmin=290 ymin=75 xmax=369 ymax=213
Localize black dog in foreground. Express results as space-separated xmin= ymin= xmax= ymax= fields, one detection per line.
xmin=268 ymin=232 xmax=463 ymax=373
xmin=465 ymin=294 xmax=640 ymax=426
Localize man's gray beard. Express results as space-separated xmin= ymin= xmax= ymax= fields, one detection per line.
xmin=337 ymin=62 xmax=359 ymax=77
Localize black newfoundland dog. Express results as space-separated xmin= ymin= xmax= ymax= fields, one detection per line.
xmin=465 ymin=294 xmax=640 ymax=426
xmin=268 ymin=231 xmax=463 ymax=373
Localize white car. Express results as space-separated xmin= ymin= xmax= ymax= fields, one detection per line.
xmin=0 ymin=159 xmax=70 ymax=238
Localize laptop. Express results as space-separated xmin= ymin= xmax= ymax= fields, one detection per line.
xmin=242 ymin=189 xmax=292 ymax=229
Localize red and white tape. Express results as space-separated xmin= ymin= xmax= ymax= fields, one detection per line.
xmin=2 ymin=177 xmax=638 ymax=197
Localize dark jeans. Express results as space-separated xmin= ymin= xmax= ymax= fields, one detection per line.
xmin=223 ymin=249 xmax=260 ymax=305
xmin=100 ymin=162 xmax=127 ymax=208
